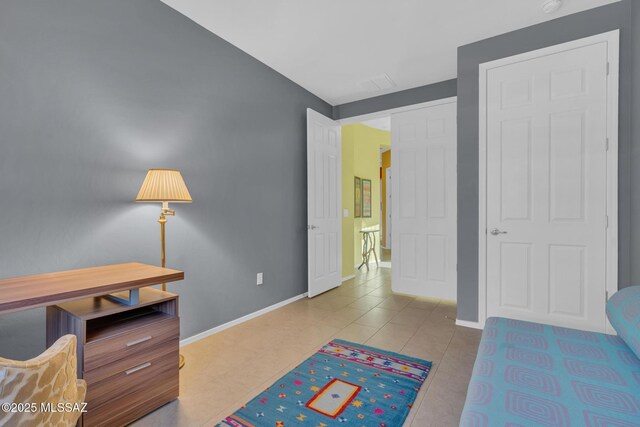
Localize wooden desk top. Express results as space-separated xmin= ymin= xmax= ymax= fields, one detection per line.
xmin=0 ymin=263 xmax=184 ymax=315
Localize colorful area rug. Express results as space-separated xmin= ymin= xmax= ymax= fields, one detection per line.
xmin=215 ymin=339 xmax=431 ymax=427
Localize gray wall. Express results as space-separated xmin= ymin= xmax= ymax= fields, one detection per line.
xmin=457 ymin=0 xmax=636 ymax=322
xmin=333 ymin=79 xmax=457 ymax=120
xmin=0 ymin=0 xmax=331 ymax=359
xmin=631 ymin=1 xmax=640 ymax=284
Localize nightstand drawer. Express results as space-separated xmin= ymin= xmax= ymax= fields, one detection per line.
xmin=85 ymin=341 xmax=178 ymax=413
xmin=84 ymin=380 xmax=178 ymax=427
xmin=84 ymin=315 xmax=178 ymax=371
xmin=84 ymin=337 xmax=178 ymax=386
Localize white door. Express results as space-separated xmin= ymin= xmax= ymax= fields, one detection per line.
xmin=484 ymin=40 xmax=612 ymax=332
xmin=386 ymin=168 xmax=392 ymax=248
xmin=392 ymin=101 xmax=457 ymax=301
xmin=307 ymin=109 xmax=342 ymax=298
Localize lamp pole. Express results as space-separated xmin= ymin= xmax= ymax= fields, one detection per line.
xmin=158 ymin=201 xmax=176 ymax=292
xmin=158 ymin=202 xmax=183 ymax=368
xmin=159 ymin=212 xmax=167 ymax=291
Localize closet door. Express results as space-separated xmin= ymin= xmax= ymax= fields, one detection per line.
xmin=484 ymin=39 xmax=611 ymax=332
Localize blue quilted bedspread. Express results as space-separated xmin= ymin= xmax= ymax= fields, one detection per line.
xmin=460 ymin=317 xmax=640 ymax=427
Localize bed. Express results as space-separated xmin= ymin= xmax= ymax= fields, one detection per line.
xmin=460 ymin=287 xmax=640 ymax=427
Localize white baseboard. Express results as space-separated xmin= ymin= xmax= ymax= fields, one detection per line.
xmin=342 ymin=275 xmax=355 ymax=282
xmin=455 ymin=319 xmax=483 ymax=330
xmin=180 ymin=292 xmax=308 ymax=347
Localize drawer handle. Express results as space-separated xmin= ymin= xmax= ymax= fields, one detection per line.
xmin=125 ymin=362 xmax=151 ymax=375
xmin=126 ymin=336 xmax=152 ymax=347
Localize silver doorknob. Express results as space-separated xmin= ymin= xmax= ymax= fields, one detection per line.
xmin=490 ymin=228 xmax=507 ymax=236
xmin=308 ymin=225 xmax=319 ymax=230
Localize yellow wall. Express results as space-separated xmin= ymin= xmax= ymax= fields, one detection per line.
xmin=341 ymin=124 xmax=390 ymax=277
xmin=341 ymin=126 xmax=355 ymax=278
xmin=381 ymin=150 xmax=391 ymax=248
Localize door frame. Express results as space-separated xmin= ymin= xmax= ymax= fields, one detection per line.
xmin=339 ymin=97 xmax=457 ymax=126
xmin=338 ymin=96 xmax=458 ymax=278
xmin=385 ymin=166 xmax=392 ymax=249
xmin=477 ymin=30 xmax=620 ymax=330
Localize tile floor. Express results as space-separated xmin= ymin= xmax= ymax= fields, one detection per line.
xmin=133 ymin=267 xmax=482 ymax=427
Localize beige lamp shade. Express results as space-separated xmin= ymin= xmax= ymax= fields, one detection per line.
xmin=135 ymin=169 xmax=193 ymax=202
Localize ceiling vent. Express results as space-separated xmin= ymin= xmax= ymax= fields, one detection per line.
xmin=541 ymin=0 xmax=563 ymax=14
xmin=357 ymin=74 xmax=397 ymax=93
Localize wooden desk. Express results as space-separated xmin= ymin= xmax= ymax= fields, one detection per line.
xmin=0 ymin=263 xmax=184 ymax=427
xmin=0 ymin=262 xmax=183 ymax=314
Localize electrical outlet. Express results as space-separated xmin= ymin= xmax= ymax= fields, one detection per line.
xmin=257 ymin=272 xmax=263 ymax=285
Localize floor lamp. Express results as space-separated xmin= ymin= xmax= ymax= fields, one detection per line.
xmin=136 ymin=169 xmax=192 ymax=369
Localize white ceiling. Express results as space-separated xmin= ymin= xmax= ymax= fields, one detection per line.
xmin=160 ymin=0 xmax=620 ymax=105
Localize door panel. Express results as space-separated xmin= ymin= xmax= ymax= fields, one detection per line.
xmin=307 ymin=109 xmax=341 ymax=297
xmin=485 ymin=42 xmax=608 ymax=332
xmin=548 ymin=245 xmax=586 ymax=317
xmin=399 ymin=234 xmax=417 ymax=279
xmin=426 ymin=147 xmax=446 ymax=218
xmin=499 ymin=243 xmax=532 ymax=310
xmin=500 ymin=118 xmax=532 ymax=221
xmin=549 ymin=111 xmax=585 ymax=222
xmin=426 ymin=235 xmax=447 ymax=282
xmin=392 ymin=102 xmax=457 ymax=301
xmin=399 ymin=150 xmax=417 ymax=219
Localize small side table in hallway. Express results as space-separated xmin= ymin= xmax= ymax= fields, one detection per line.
xmin=358 ymin=226 xmax=380 ymax=270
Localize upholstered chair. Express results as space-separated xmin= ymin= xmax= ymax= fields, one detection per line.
xmin=0 ymin=334 xmax=86 ymax=427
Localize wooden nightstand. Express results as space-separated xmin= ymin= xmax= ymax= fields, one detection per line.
xmin=47 ymin=287 xmax=180 ymax=427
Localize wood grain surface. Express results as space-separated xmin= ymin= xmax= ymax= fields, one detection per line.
xmin=0 ymin=263 xmax=184 ymax=314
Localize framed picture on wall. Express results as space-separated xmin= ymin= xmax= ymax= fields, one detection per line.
xmin=362 ymin=179 xmax=372 ymax=218
xmin=354 ymin=177 xmax=362 ymax=218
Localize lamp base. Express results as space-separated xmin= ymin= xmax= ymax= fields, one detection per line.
xmin=179 ymin=353 xmax=185 ymax=369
